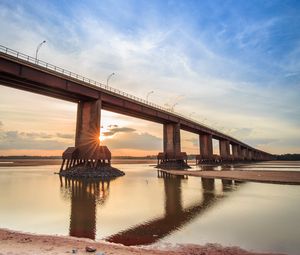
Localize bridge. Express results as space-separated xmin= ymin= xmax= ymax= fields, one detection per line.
xmin=0 ymin=45 xmax=274 ymax=168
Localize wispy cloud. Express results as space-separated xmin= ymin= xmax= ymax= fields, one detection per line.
xmin=102 ymin=126 xmax=136 ymax=137
xmin=0 ymin=1 xmax=299 ymax=154
xmin=0 ymin=130 xmax=74 ymax=150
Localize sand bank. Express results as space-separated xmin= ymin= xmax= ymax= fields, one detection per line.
xmin=0 ymin=228 xmax=283 ymax=255
xmin=159 ymin=169 xmax=300 ymax=185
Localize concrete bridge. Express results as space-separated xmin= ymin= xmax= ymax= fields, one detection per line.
xmin=0 ymin=45 xmax=274 ymax=167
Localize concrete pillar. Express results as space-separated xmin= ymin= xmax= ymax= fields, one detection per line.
xmin=232 ymin=144 xmax=240 ymax=161
xmin=75 ymin=99 xmax=101 ymax=159
xmin=199 ymin=134 xmax=213 ymax=160
xmin=241 ymin=148 xmax=247 ymax=160
xmin=237 ymin=145 xmax=242 ymax=160
xmin=219 ymin=139 xmax=230 ymax=160
xmin=163 ymin=123 xmax=181 ymax=158
xmin=248 ymin=150 xmax=253 ymax=160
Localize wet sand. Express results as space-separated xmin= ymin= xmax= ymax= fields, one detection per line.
xmin=0 ymin=228 xmax=283 ymax=255
xmin=160 ymin=169 xmax=300 ymax=184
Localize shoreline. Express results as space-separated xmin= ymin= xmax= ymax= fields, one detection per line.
xmin=0 ymin=228 xmax=283 ymax=255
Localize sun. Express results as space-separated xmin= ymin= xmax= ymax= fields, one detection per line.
xmin=99 ymin=133 xmax=106 ymax=142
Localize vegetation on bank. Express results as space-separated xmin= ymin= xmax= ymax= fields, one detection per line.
xmin=275 ymin=154 xmax=300 ymax=160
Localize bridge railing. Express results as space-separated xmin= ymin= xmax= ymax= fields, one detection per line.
xmin=0 ymin=45 xmax=240 ymax=143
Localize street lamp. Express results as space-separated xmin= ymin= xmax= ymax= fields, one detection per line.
xmin=35 ymin=40 xmax=46 ymax=63
xmin=106 ymin=72 xmax=115 ymax=88
xmin=146 ymin=91 xmax=154 ymax=102
xmin=171 ymin=102 xmax=178 ymax=111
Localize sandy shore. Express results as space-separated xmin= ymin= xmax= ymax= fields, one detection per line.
xmin=0 ymin=228 xmax=283 ymax=255
xmin=160 ymin=169 xmax=300 ymax=185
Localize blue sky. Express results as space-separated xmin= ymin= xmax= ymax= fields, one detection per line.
xmin=0 ymin=0 xmax=299 ymax=155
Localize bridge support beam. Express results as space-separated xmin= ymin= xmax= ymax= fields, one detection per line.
xmin=232 ymin=144 xmax=241 ymax=161
xmin=157 ymin=123 xmax=189 ymax=169
xmin=241 ymin=148 xmax=247 ymax=160
xmin=199 ymin=134 xmax=213 ymax=163
xmin=163 ymin=123 xmax=181 ymax=158
xmin=60 ymin=98 xmax=119 ymax=177
xmin=75 ymin=99 xmax=101 ymax=158
xmin=219 ymin=140 xmax=230 ymax=162
xmin=247 ymin=149 xmax=253 ymax=161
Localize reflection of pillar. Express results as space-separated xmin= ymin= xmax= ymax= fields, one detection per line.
xmin=219 ymin=140 xmax=230 ymax=160
xmin=164 ymin=177 xmax=183 ymax=215
xmin=202 ymin=178 xmax=215 ymax=191
xmin=75 ymin=99 xmax=101 ymax=159
xmin=67 ymin=179 xmax=110 ymax=240
xmin=199 ymin=134 xmax=213 ymax=160
xmin=222 ymin=179 xmax=233 ymax=191
xmin=163 ymin=123 xmax=181 ymax=158
xmin=69 ymin=180 xmax=98 ymax=239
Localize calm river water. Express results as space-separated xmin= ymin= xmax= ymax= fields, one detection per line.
xmin=0 ymin=161 xmax=300 ymax=254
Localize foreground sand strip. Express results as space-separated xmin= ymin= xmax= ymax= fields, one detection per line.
xmin=0 ymin=228 xmax=283 ymax=255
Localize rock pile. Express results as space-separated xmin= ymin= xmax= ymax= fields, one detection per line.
xmin=59 ymin=165 xmax=125 ymax=180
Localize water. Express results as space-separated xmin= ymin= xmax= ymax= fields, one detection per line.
xmin=0 ymin=161 xmax=300 ymax=254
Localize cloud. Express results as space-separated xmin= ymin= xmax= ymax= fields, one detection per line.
xmin=185 ymin=138 xmax=198 ymax=147
xmin=102 ymin=131 xmax=162 ymax=151
xmin=56 ymin=133 xmax=74 ymax=139
xmin=19 ymin=132 xmax=53 ymax=139
xmin=0 ymin=1 xmax=299 ymax=154
xmin=102 ymin=126 xmax=136 ymax=137
xmin=0 ymin=130 xmax=73 ymax=150
xmin=244 ymin=138 xmax=277 ymax=147
xmin=230 ymin=128 xmax=253 ymax=139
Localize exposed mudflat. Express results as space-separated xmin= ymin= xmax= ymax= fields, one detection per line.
xmin=160 ymin=169 xmax=300 ymax=184
xmin=0 ymin=228 xmax=283 ymax=255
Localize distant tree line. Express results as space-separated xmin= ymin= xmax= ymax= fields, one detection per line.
xmin=276 ymin=154 xmax=300 ymax=160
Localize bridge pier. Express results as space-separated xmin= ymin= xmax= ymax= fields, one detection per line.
xmin=157 ymin=123 xmax=189 ymax=169
xmin=219 ymin=139 xmax=231 ymax=162
xmin=241 ymin=147 xmax=247 ymax=161
xmin=196 ymin=134 xmax=213 ymax=164
xmin=60 ymin=99 xmax=124 ymax=178
xmin=75 ymin=99 xmax=102 ymax=158
xmin=232 ymin=144 xmax=241 ymax=161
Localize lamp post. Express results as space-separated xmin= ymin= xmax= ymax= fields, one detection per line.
xmin=146 ymin=91 xmax=154 ymax=102
xmin=106 ymin=72 xmax=115 ymax=88
xmin=171 ymin=102 xmax=178 ymax=111
xmin=35 ymin=40 xmax=46 ymax=63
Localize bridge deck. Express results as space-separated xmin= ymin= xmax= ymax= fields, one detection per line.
xmin=159 ymin=169 xmax=300 ymax=185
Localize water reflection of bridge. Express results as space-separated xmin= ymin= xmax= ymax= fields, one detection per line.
xmin=60 ymin=177 xmax=110 ymax=239
xmin=60 ymin=176 xmax=240 ymax=245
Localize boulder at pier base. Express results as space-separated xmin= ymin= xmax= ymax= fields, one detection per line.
xmin=157 ymin=152 xmax=191 ymax=170
xmin=60 ymin=146 xmax=125 ymax=179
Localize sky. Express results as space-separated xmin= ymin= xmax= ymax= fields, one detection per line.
xmin=0 ymin=0 xmax=300 ymax=156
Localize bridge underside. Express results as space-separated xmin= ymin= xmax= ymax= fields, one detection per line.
xmin=0 ymin=52 xmax=274 ymax=170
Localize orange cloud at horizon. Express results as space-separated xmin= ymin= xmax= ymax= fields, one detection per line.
xmin=0 ymin=149 xmax=160 ymax=157
xmin=0 ymin=149 xmax=64 ymax=157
